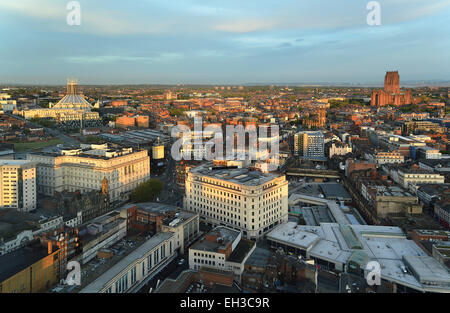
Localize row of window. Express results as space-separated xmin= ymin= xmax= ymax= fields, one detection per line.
xmin=106 ymin=241 xmax=173 ymax=293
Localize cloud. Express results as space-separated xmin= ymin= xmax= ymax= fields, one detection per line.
xmin=0 ymin=0 xmax=173 ymax=35
xmin=213 ymin=18 xmax=280 ymax=33
xmin=0 ymin=0 xmax=449 ymax=83
xmin=0 ymin=0 xmax=63 ymax=19
xmin=61 ymin=53 xmax=183 ymax=64
xmin=1 ymin=0 xmax=449 ymax=36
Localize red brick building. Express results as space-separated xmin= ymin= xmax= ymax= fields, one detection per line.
xmin=110 ymin=100 xmax=128 ymax=107
xmin=371 ymin=71 xmax=412 ymax=106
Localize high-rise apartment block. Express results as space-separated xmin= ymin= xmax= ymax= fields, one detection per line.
xmin=294 ymin=131 xmax=325 ymax=158
xmin=184 ymin=163 xmax=288 ymax=240
xmin=0 ymin=160 xmax=37 ymax=212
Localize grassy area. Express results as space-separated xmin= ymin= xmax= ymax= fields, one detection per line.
xmin=13 ymin=138 xmax=64 ymax=151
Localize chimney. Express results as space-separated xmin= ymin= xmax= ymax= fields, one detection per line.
xmin=48 ymin=241 xmax=52 ymax=255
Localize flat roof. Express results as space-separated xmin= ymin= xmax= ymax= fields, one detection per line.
xmin=80 ymin=232 xmax=174 ymax=293
xmin=124 ymin=202 xmax=180 ymax=215
xmin=417 ymin=184 xmax=450 ymax=197
xmin=245 ymin=247 xmax=270 ymax=268
xmin=155 ymin=269 xmax=197 ymax=293
xmin=227 ymin=239 xmax=255 ymax=263
xmin=0 ymin=241 xmax=54 ymax=282
xmin=190 ymin=163 xmax=282 ymax=186
xmin=419 ymin=159 xmax=450 ymax=167
xmin=320 ymin=183 xmax=351 ymax=200
xmin=403 ymin=255 xmax=450 ymax=285
xmin=163 ymin=211 xmax=197 ymax=227
xmin=266 ymin=222 xmax=450 ymax=292
xmin=289 ymin=193 xmax=349 ymax=225
xmin=211 ymin=284 xmax=240 ymax=293
xmin=191 ymin=226 xmax=240 ymax=253
xmin=266 ymin=222 xmax=321 ymax=250
xmin=0 ymin=160 xmax=35 ymax=166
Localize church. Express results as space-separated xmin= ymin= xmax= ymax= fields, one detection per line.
xmin=371 ymin=71 xmax=412 ymax=106
xmin=19 ymin=78 xmax=100 ymax=124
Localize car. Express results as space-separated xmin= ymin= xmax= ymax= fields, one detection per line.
xmin=178 ymin=259 xmax=185 ymax=265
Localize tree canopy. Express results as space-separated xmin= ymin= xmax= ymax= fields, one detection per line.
xmin=130 ymin=178 xmax=164 ymax=203
xmin=169 ymin=108 xmax=186 ymax=116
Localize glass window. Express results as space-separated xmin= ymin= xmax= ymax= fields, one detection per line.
xmin=147 ymin=255 xmax=152 ymax=272
xmin=131 ymin=266 xmax=137 ymax=284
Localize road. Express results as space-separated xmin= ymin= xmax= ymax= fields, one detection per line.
xmin=6 ymin=112 xmax=80 ymax=147
xmin=156 ymin=151 xmax=184 ymax=206
xmin=138 ymin=253 xmax=189 ymax=293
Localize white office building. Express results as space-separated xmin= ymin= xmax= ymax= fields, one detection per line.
xmin=188 ymin=226 xmax=256 ymax=283
xmin=27 ymin=144 xmax=150 ymax=202
xmin=184 ymin=163 xmax=288 ymax=240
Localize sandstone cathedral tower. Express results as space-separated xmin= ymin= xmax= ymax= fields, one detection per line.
xmin=371 ymin=71 xmax=412 ymax=106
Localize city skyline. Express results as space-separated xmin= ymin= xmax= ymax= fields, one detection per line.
xmin=1 ymin=0 xmax=450 ymax=84
xmin=0 ymin=0 xmax=450 ymax=298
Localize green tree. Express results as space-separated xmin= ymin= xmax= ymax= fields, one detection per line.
xmin=130 ymin=178 xmax=164 ymax=203
xmin=85 ymin=135 xmax=103 ymax=144
xmin=169 ymin=108 xmax=186 ymax=116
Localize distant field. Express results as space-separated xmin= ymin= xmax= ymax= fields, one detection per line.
xmin=13 ymin=138 xmax=64 ymax=151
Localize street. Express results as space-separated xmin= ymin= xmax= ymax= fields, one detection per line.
xmin=138 ymin=253 xmax=189 ymax=293
xmin=6 ymin=112 xmax=80 ymax=147
xmin=155 ymin=153 xmax=184 ymax=206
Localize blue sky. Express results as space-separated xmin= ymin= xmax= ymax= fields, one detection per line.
xmin=0 ymin=0 xmax=449 ymax=85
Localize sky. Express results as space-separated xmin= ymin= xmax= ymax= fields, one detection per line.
xmin=0 ymin=0 xmax=449 ymax=85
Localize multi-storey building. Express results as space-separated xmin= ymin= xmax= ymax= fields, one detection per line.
xmin=417 ymin=184 xmax=450 ymax=206
xmin=364 ymin=151 xmax=404 ymax=165
xmin=122 ymin=202 xmax=200 ymax=254
xmin=345 ymin=159 xmax=376 ymax=177
xmin=397 ymin=168 xmax=445 ymax=192
xmin=0 ymin=240 xmax=61 ymax=293
xmin=0 ymin=93 xmax=17 ymax=112
xmin=302 ymin=103 xmax=327 ymax=129
xmin=184 ymin=163 xmax=288 ymax=240
xmin=188 ymin=226 xmax=256 ymax=283
xmin=27 ymin=144 xmax=150 ymax=202
xmin=161 ymin=211 xmax=200 ymax=254
xmin=266 ymin=222 xmax=450 ymax=293
xmin=80 ymin=232 xmax=175 ymax=293
xmin=403 ymin=121 xmax=446 ymax=135
xmin=416 ymin=146 xmax=442 ymax=160
xmin=76 ymin=211 xmax=127 ymax=264
xmin=435 ymin=202 xmax=450 ymax=230
xmin=329 ymin=142 xmax=352 ymax=158
xmin=0 ymin=160 xmax=37 ymax=212
xmin=379 ymin=135 xmax=425 ymax=157
xmin=294 ymin=131 xmax=324 ymax=158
